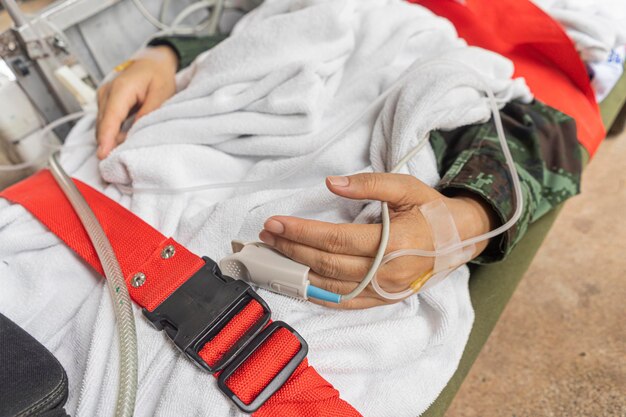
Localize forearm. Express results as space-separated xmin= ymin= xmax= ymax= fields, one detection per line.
xmin=430 ymin=100 xmax=583 ymax=263
xmin=148 ymin=34 xmax=228 ymax=70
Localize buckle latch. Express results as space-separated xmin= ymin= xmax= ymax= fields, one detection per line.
xmin=142 ymin=257 xmax=271 ymax=373
xmin=217 ymin=321 xmax=308 ymax=413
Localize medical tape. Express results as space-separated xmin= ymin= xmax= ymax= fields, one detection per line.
xmin=416 ymin=198 xmax=475 ymax=292
xmin=371 ymin=199 xmax=475 ymax=299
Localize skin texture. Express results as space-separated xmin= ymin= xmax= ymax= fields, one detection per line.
xmin=96 ymin=48 xmax=497 ymax=310
xmin=259 ymin=173 xmax=496 ymax=309
xmin=96 ymin=46 xmax=178 ymax=159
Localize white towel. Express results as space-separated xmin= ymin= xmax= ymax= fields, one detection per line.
xmin=532 ymin=0 xmax=626 ymax=63
xmin=590 ymin=46 xmax=625 ymax=102
xmin=0 ymin=1 xmax=531 ymax=416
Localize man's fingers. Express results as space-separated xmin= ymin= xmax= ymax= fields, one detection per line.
xmin=96 ymin=85 xmax=110 ymax=138
xmin=134 ymin=83 xmax=171 ymax=121
xmin=96 ymin=81 xmax=141 ymax=159
xmin=376 ymin=255 xmax=434 ymax=293
xmin=326 ymin=173 xmax=441 ymax=208
xmin=259 ymin=231 xmax=372 ymax=281
xmin=115 ymin=131 xmax=128 ymax=147
xmin=263 ymin=216 xmax=381 ymax=256
xmin=259 ymin=227 xmax=432 ymax=286
xmin=308 ymin=296 xmax=383 ymax=310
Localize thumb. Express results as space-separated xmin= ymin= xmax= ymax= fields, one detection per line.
xmin=134 ymin=85 xmax=170 ymax=121
xmin=325 ymin=173 xmax=440 ymax=207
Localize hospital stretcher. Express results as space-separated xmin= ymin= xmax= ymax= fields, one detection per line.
xmin=422 ymin=71 xmax=626 ymax=417
xmin=1 ymin=1 xmax=624 ymax=414
xmin=2 ymin=75 xmax=623 ymax=416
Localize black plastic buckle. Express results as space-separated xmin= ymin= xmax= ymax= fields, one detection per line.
xmin=143 ymin=257 xmax=271 ymax=373
xmin=217 ymin=321 xmax=308 ymax=413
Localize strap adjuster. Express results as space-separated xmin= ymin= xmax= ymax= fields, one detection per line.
xmin=142 ymin=257 xmax=271 ymax=373
xmin=217 ymin=321 xmax=308 ymax=413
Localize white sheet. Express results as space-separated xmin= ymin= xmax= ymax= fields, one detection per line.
xmin=0 ymin=1 xmax=531 ymax=416
xmin=591 ymin=46 xmax=626 ymax=102
xmin=532 ymin=0 xmax=626 ymax=63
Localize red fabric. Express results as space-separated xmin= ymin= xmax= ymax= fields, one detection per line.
xmin=226 ymin=327 xmax=302 ymax=404
xmin=1 ymin=170 xmax=361 ymax=417
xmin=412 ymin=0 xmax=606 ymax=155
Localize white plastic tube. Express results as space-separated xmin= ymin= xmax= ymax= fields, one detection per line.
xmin=0 ymin=111 xmax=86 ymax=172
xmin=367 ymin=60 xmax=524 ymax=301
xmin=49 ymin=152 xmax=138 ymax=417
xmin=131 ymin=0 xmax=223 ymax=35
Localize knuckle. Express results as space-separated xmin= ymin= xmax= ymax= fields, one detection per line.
xmin=111 ymin=77 xmax=129 ymax=92
xmin=379 ymin=264 xmax=414 ymax=287
xmin=363 ymin=174 xmax=381 ymax=193
xmin=316 ymin=254 xmax=340 ymax=278
xmin=340 ymin=300 xmax=360 ymax=310
xmin=325 ymin=279 xmax=344 ymax=295
xmin=389 ymin=232 xmax=413 ymax=251
xmin=97 ymin=87 xmax=106 ymax=101
xmin=293 ymin=222 xmax=310 ymax=241
xmin=397 ymin=268 xmax=417 ymax=283
xmin=274 ymin=238 xmax=295 ymax=257
xmin=324 ymin=228 xmax=346 ymax=252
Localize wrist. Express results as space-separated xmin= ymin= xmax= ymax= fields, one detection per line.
xmin=135 ymin=45 xmax=179 ymax=72
xmin=445 ymin=191 xmax=498 ymax=256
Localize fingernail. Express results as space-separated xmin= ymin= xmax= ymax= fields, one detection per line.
xmin=259 ymin=230 xmax=276 ymax=246
xmin=327 ymin=176 xmax=349 ymax=186
xmin=264 ymin=219 xmax=285 ymax=234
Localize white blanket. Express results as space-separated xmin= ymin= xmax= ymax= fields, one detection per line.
xmin=0 ymin=1 xmax=531 ymax=416
xmin=590 ymin=46 xmax=625 ymax=102
xmin=532 ymin=0 xmax=626 ymax=63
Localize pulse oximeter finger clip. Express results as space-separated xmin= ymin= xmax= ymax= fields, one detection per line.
xmin=220 ymin=241 xmax=341 ymax=303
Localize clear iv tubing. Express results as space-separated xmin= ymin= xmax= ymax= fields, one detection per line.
xmin=5 ymin=59 xmax=523 ymax=305
xmin=131 ymin=0 xmax=223 ymax=35
xmin=114 ymin=61 xmax=507 ymax=195
xmin=364 ymin=60 xmax=525 ymax=302
xmin=111 ymin=59 xmax=523 ymax=303
xmin=49 ymin=151 xmax=138 ymax=417
xmin=0 ymin=111 xmax=88 ymax=172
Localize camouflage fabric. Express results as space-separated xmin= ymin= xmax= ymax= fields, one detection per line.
xmin=148 ymin=34 xmax=228 ymax=70
xmin=430 ymin=100 xmax=584 ymax=263
xmin=152 ymin=35 xmax=585 ymax=263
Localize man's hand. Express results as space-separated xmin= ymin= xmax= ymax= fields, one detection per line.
xmin=259 ymin=173 xmax=496 ymax=309
xmin=96 ymin=46 xmax=178 ymax=159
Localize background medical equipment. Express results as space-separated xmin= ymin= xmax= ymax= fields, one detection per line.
xmin=0 ymin=0 xmax=226 ymax=187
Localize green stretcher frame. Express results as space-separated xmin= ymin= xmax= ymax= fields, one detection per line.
xmin=422 ymin=72 xmax=626 ymax=417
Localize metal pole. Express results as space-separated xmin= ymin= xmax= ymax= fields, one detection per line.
xmin=0 ymin=0 xmax=27 ymax=27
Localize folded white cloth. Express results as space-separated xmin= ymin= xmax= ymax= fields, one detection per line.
xmin=0 ymin=1 xmax=531 ymax=416
xmin=590 ymin=46 xmax=625 ymax=102
xmin=532 ymin=0 xmax=626 ymax=63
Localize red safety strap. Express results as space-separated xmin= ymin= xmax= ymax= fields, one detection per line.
xmin=412 ymin=0 xmax=606 ymax=156
xmin=1 ymin=170 xmax=361 ymax=417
